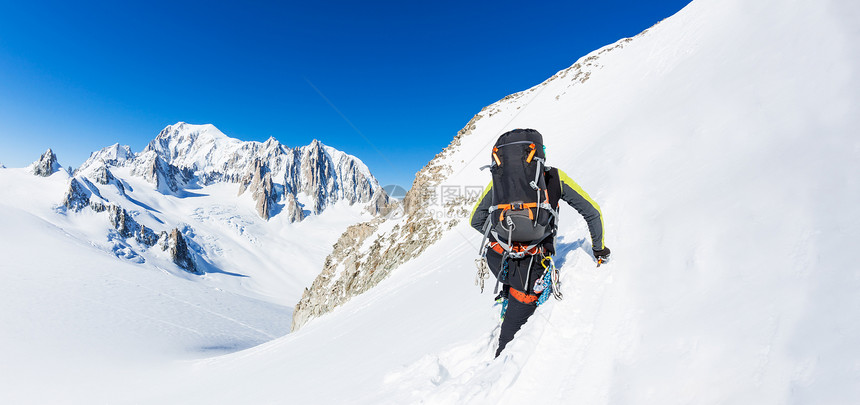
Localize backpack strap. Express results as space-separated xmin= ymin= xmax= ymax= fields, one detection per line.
xmin=532 ymin=157 xmax=546 ymax=226
xmin=495 ymin=202 xmax=538 ymax=221
xmin=489 ymin=229 xmax=553 ymax=259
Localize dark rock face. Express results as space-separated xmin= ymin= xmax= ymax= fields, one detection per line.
xmin=62 ymin=178 xmax=91 ymax=212
xmin=32 ymin=149 xmax=60 ymax=177
xmin=166 ymin=228 xmax=197 ymax=273
xmin=282 ymin=192 xmax=305 ymax=223
xmin=254 ymin=173 xmax=277 ymax=220
xmin=90 ymin=201 xmax=107 ymax=212
xmin=131 ymin=151 xmax=191 ymax=193
xmin=105 ymin=204 xmax=195 ymax=273
xmin=108 ymin=204 xmax=135 ymax=238
xmin=136 ymin=224 xmax=161 ymax=248
xmin=91 ymin=164 xmax=115 ymax=185
xmin=238 ymin=158 xmax=281 ymax=221
xmin=300 ymin=140 xmax=335 ymax=215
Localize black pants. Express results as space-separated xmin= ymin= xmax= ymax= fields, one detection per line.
xmin=496 ymin=295 xmax=537 ymax=357
xmin=487 ymin=249 xmax=542 ymax=357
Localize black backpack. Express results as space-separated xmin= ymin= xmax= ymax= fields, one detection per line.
xmin=485 ymin=129 xmax=557 ymax=258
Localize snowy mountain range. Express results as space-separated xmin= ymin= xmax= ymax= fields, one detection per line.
xmin=2 ymin=0 xmax=859 ymax=403
xmin=38 ymin=122 xmax=390 ymax=279
xmin=2 ymin=124 xmax=392 ymax=309
xmin=73 ymin=122 xmax=389 ymax=221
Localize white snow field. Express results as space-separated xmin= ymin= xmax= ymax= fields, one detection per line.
xmin=2 ymin=0 xmax=860 ymax=403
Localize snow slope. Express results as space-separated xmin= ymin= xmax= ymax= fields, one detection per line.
xmin=0 ymin=169 xmax=290 ymax=403
xmin=2 ymin=0 xmax=859 ymax=403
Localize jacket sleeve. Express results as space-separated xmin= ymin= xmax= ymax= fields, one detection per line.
xmin=469 ymin=182 xmax=494 ymax=233
xmin=557 ymin=170 xmax=605 ymax=250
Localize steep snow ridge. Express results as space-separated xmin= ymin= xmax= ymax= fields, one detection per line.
xmin=280 ymin=0 xmax=859 ymax=402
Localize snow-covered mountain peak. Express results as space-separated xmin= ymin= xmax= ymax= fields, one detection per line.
xmin=144 ymin=122 xmax=242 ymax=171
xmin=262 ymin=136 xmax=280 ymax=147
xmin=77 ymin=143 xmax=134 ymax=174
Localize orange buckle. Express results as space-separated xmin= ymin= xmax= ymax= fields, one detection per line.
xmin=526 ymin=143 xmax=536 ymax=163
xmin=510 ymin=287 xmax=539 ymax=304
xmin=496 ymin=202 xmax=538 ymax=221
xmin=488 ymin=242 xmax=542 ymax=256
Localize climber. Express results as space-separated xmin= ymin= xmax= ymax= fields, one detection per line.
xmin=469 ymin=128 xmax=610 ymax=358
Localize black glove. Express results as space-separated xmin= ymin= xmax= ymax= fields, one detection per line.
xmin=593 ymin=247 xmax=611 ymax=266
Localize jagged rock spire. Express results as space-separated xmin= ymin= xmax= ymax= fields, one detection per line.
xmin=32 ymin=149 xmax=60 ymax=177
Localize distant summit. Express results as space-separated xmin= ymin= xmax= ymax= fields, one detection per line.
xmin=81 ymin=143 xmax=135 ymax=169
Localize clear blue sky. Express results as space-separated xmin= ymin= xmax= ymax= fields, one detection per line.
xmin=0 ymin=0 xmax=691 ymax=188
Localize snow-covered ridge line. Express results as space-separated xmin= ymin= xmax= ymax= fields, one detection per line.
xmin=74 ymin=122 xmax=391 ymax=221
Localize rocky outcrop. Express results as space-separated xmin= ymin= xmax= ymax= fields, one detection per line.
xmin=291 ymin=218 xmax=385 ymax=331
xmin=254 ymin=173 xmax=277 ymax=221
xmin=164 ymin=228 xmax=197 ymax=273
xmin=62 ymin=176 xmax=113 ymax=212
xmin=105 ymin=203 xmax=198 ymax=273
xmin=130 ymin=151 xmax=190 ymax=193
xmin=238 ymin=158 xmax=282 ymax=220
xmin=282 ymin=192 xmax=305 ymax=223
xmin=32 ymin=149 xmax=60 ymax=177
xmin=228 ymin=137 xmax=383 ymax=221
xmin=300 ymin=140 xmax=335 ymax=215
xmin=90 ymin=162 xmax=115 ymax=185
xmin=364 ymin=189 xmax=394 ymax=217
xmin=77 ymin=144 xmax=134 ymax=174
xmin=108 ymin=204 xmax=137 ymax=239
xmin=62 ymin=178 xmax=92 ymax=212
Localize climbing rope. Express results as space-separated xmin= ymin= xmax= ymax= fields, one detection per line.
xmin=474 ymin=257 xmax=490 ymax=293
xmin=535 ymin=255 xmax=563 ymax=305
